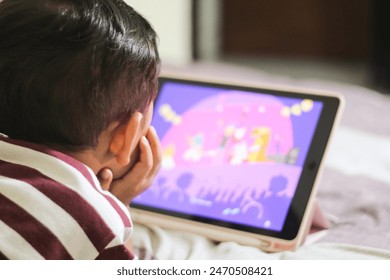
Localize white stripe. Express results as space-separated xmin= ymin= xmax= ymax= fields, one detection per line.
xmin=0 ymin=220 xmax=44 ymax=260
xmin=105 ymin=237 xmax=123 ymax=249
xmin=325 ymin=126 xmax=390 ymax=184
xmin=0 ymin=176 xmax=98 ymax=259
xmin=0 ymin=140 xmax=131 ymax=242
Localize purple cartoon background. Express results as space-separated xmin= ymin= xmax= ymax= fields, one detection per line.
xmin=133 ymin=82 xmax=323 ymax=232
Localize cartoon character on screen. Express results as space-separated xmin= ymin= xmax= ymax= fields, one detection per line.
xmin=256 ymin=174 xmax=292 ymax=228
xmin=162 ymin=173 xmax=194 ymax=203
xmin=218 ymin=124 xmax=235 ymax=149
xmin=285 ymin=147 xmax=300 ymax=165
xmin=183 ymin=133 xmax=204 ymax=162
xmin=161 ymin=144 xmax=176 ymax=170
xmin=228 ymin=127 xmax=249 ymax=165
xmin=210 ymin=124 xmax=235 ymax=164
xmin=148 ymin=176 xmax=168 ymax=198
xmin=159 ymin=103 xmax=182 ymax=125
xmin=240 ymin=194 xmax=264 ymax=220
xmin=248 ymin=127 xmax=271 ymax=162
xmin=213 ymin=124 xmax=243 ymax=164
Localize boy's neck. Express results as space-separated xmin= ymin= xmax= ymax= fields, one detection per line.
xmin=58 ymin=128 xmax=115 ymax=177
xmin=66 ymin=149 xmax=104 ymax=176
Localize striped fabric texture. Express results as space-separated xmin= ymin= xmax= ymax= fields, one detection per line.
xmin=0 ymin=136 xmax=134 ymax=260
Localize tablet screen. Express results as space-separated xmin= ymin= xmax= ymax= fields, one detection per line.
xmin=132 ymin=77 xmax=339 ymax=238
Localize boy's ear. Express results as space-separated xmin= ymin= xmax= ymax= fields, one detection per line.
xmin=109 ymin=112 xmax=143 ymax=166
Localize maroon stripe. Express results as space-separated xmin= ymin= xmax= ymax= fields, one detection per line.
xmin=0 ymin=161 xmax=115 ymax=252
xmin=1 ymin=138 xmax=132 ymax=228
xmin=0 ymin=193 xmax=73 ymax=260
xmin=95 ymin=245 xmax=134 ymax=260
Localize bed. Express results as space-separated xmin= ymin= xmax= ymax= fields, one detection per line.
xmin=130 ymin=62 xmax=390 ymax=260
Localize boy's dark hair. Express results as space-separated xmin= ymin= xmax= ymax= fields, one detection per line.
xmin=0 ymin=0 xmax=160 ymax=151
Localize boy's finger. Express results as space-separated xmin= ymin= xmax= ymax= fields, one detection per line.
xmin=110 ymin=137 xmax=153 ymax=204
xmin=122 ymin=136 xmax=153 ymax=185
xmin=97 ymin=168 xmax=113 ymax=191
xmin=138 ymin=136 xmax=153 ymax=171
xmin=146 ymin=126 xmax=162 ymax=178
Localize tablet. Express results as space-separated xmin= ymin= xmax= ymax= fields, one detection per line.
xmin=131 ymin=74 xmax=343 ymax=252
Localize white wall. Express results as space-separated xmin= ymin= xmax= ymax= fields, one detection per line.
xmin=125 ymin=0 xmax=193 ymax=65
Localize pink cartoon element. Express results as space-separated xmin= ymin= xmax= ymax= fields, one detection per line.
xmin=228 ymin=127 xmax=249 ymax=165
xmin=159 ymin=92 xmax=293 ymax=167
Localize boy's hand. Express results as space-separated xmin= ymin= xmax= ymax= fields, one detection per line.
xmin=98 ymin=126 xmax=162 ymax=205
xmin=98 ymin=168 xmax=114 ymax=191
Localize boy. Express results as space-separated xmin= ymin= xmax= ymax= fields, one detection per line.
xmin=0 ymin=0 xmax=161 ymax=259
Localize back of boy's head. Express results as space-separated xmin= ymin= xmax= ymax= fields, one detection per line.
xmin=0 ymin=0 xmax=160 ymax=151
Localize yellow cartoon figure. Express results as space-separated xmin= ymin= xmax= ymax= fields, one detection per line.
xmin=162 ymin=144 xmax=176 ymax=170
xmin=248 ymin=127 xmax=271 ymax=162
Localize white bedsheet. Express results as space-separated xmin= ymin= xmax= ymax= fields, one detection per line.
xmin=132 ymin=223 xmax=390 ymax=260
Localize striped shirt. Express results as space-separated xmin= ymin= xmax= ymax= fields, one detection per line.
xmin=0 ymin=136 xmax=134 ymax=260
